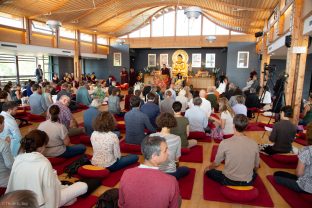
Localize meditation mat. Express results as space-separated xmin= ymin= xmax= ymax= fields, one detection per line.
xmin=26 ymin=113 xmax=46 ymax=122
xmin=101 ymin=162 xmax=140 ymax=187
xmin=62 ymin=195 xmax=98 ymax=208
xmin=245 ymin=122 xmax=265 ymax=131
xmin=267 ymin=175 xmax=312 ymax=208
xmin=52 ymin=154 xmax=85 ymax=175
xmin=19 ymin=122 xmax=33 ymax=128
xmin=114 ymin=115 xmax=124 ymax=121
xmin=179 ymin=145 xmax=203 ymax=163
xmin=69 ymin=133 xmax=91 ymax=146
xmin=260 ymin=153 xmax=297 ymax=169
xmin=203 ymin=175 xmax=273 ymax=207
xmin=294 ymin=138 xmax=308 ymax=146
xmin=120 ymin=139 xmax=141 ymax=154
xmin=188 ymin=132 xmax=212 ymax=143
xmin=0 ymin=187 xmax=6 ymax=196
xmin=210 ymin=145 xmax=222 ymax=163
xmin=178 ymin=168 xmax=196 ymax=200
xmin=72 ymin=108 xmax=85 ymax=114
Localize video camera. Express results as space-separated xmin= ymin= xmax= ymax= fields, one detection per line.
xmin=264 ymin=64 xmax=276 ymax=73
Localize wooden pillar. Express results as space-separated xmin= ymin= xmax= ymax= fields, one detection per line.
xmin=53 ymin=28 xmax=60 ymax=48
xmin=74 ymin=30 xmax=81 ymax=80
xmin=92 ymin=34 xmax=97 ymax=53
xmin=284 ymin=0 xmax=309 ymax=124
xmin=24 ymin=18 xmax=32 ymax=45
xmin=259 ymin=34 xmax=270 ymax=88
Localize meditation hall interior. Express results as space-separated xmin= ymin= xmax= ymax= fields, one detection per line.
xmin=0 ymin=0 xmax=312 ymax=207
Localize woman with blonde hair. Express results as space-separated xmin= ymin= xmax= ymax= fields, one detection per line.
xmin=211 ymin=97 xmax=235 ymax=136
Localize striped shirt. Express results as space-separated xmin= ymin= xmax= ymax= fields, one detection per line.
xmin=150 ymin=133 xmax=181 ymax=173
xmin=52 ymin=101 xmax=72 ymax=129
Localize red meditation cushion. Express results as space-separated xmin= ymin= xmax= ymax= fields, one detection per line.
xmin=223 ymin=134 xmax=234 ymax=139
xmin=271 ymin=154 xmax=298 ymax=164
xmin=79 ymin=135 xmax=91 ymax=144
xmin=77 ymin=165 xmax=110 ymax=178
xmin=27 ymin=113 xmax=46 ymax=122
xmin=301 ymin=193 xmax=312 ymax=202
xmin=220 ymin=186 xmax=259 ymax=202
xmin=120 ymin=140 xmax=141 ymax=153
xmin=181 ymin=148 xmax=190 ymax=155
xmin=48 ymin=157 xmax=67 ymax=165
xmin=188 ymin=132 xmax=207 ymax=140
xmin=117 ymin=121 xmax=125 ymax=130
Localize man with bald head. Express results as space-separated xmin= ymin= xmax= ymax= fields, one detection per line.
xmin=51 ymin=95 xmax=84 ymax=136
xmin=189 ymin=89 xmax=212 ymax=118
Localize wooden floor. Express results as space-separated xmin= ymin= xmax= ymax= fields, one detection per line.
xmin=20 ymin=100 xmax=303 ymax=208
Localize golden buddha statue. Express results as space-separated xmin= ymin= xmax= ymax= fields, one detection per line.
xmin=172 ymin=50 xmax=189 ymax=77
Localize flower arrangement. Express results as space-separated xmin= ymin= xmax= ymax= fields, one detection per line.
xmin=211 ymin=68 xmax=221 ymax=76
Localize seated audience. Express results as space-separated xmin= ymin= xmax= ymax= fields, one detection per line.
xmin=185 ymin=97 xmax=208 ymax=132
xmin=124 ymin=87 xmax=134 ymax=111
xmin=3 ymin=85 xmax=12 ymax=101
xmin=108 ymin=88 xmax=122 ymax=115
xmin=261 ymin=105 xmax=297 ymax=155
xmin=76 ymin=83 xmax=92 ymax=106
xmin=207 ymin=86 xmax=218 ymax=111
xmin=0 ymin=115 xmax=14 ymax=188
xmin=175 ymin=89 xmax=188 ymax=113
xmin=84 ymin=99 xmax=101 ymax=136
xmin=141 ymin=92 xmax=160 ymax=128
xmin=91 ymin=112 xmax=138 ymax=171
xmin=53 ymin=95 xmax=84 ymax=137
xmin=106 ymin=76 xmax=114 ymax=87
xmin=0 ymin=91 xmax=8 ymax=112
xmin=245 ymin=88 xmax=261 ymax=118
xmin=42 ymin=84 xmax=53 ymax=107
xmin=29 ymin=84 xmax=48 ymax=115
xmin=134 ymin=89 xmax=144 ymax=107
xmin=171 ymin=101 xmax=197 ymax=148
xmin=211 ymin=97 xmax=234 ymax=136
xmin=52 ymin=73 xmax=60 ymax=84
xmin=56 ymin=83 xmax=71 ymax=101
xmin=226 ymin=83 xmax=243 ymax=107
xmin=124 ymin=96 xmax=156 ymax=145
xmin=301 ymin=92 xmax=312 ymax=125
xmin=6 ymin=129 xmax=88 ymax=207
xmin=38 ymin=105 xmax=86 ymax=158
xmin=165 ymin=83 xmax=177 ymax=100
xmin=189 ymin=90 xmax=212 ymax=118
xmin=11 ymin=84 xmax=22 ymax=103
xmin=216 ymin=76 xmax=228 ymax=95
xmin=243 ymin=71 xmax=259 ymax=93
xmin=119 ymin=136 xmax=181 ymax=208
xmin=273 ymin=122 xmax=312 ymax=193
xmin=232 ymin=95 xmax=247 ymax=116
xmin=0 ymin=190 xmax=39 ymax=208
xmin=26 ymin=81 xmax=35 ymax=97
xmin=151 ymin=113 xmax=190 ymax=179
xmin=142 ymin=85 xmax=152 ymax=102
xmin=205 ymin=114 xmax=259 ymax=186
xmin=0 ymin=102 xmax=22 ymax=156
xmin=160 ymin=90 xmax=175 ymax=114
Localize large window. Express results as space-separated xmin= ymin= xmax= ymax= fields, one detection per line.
xmin=37 ymin=56 xmax=50 ymax=80
xmin=80 ymin=33 xmax=92 ymax=42
xmin=0 ymin=55 xmax=17 ymax=76
xmin=18 ymin=56 xmax=37 ymax=76
xmin=60 ymin=27 xmax=76 ymax=39
xmin=163 ymin=11 xmax=175 ymax=36
xmin=0 ymin=12 xmax=24 ymax=29
xmin=176 ymin=10 xmax=189 ymax=36
xmin=203 ymin=17 xmax=230 ymax=35
xmin=32 ymin=20 xmax=53 ymax=35
xmin=97 ymin=36 xmax=108 ymax=45
xmin=152 ymin=14 xmax=164 ymax=37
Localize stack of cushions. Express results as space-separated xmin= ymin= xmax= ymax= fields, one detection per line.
xmin=78 ymin=165 xmax=110 ymax=179
xmin=271 ymin=154 xmax=298 ymax=164
xmin=220 ymin=186 xmax=259 ymax=202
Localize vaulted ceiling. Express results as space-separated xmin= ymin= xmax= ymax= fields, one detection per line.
xmin=0 ymin=0 xmax=279 ymax=36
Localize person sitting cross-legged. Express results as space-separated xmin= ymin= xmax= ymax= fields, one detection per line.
xmin=141 ymin=92 xmax=160 ymax=129
xmin=261 ymin=105 xmax=297 ymax=155
xmin=119 ymin=136 xmax=181 ymax=208
xmin=185 ymin=97 xmax=208 ymax=133
xmin=91 ymin=111 xmax=138 ymax=172
xmin=273 ymin=122 xmax=312 ymax=193
xmin=151 ymin=113 xmax=190 ymax=180
xmin=160 ymin=90 xmax=175 ymax=114
xmin=29 ymin=84 xmax=48 ymax=116
xmin=38 ymin=105 xmax=86 ymax=158
xmin=83 ymin=99 xmax=101 ymax=136
xmin=205 ymin=114 xmax=260 ymax=186
xmin=171 ymin=101 xmax=197 ymax=148
xmin=232 ymin=95 xmax=247 ymax=116
xmin=124 ymin=96 xmax=156 ymax=145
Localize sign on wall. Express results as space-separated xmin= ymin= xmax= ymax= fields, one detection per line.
xmin=113 ymin=52 xmax=122 ymax=66
xmin=205 ymin=53 xmax=216 ymax=68
xmin=160 ymin=54 xmax=168 ymax=66
xmin=237 ymin=51 xmax=249 ymax=68
xmin=192 ymin=53 xmax=201 ymax=67
xmin=148 ymin=54 xmax=156 ymax=67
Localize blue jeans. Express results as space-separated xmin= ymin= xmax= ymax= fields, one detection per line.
xmin=274 ymin=171 xmax=305 ymax=192
xmin=206 ymin=169 xmax=257 ymax=186
xmin=59 ymin=144 xmax=86 ymax=158
xmin=168 ymin=166 xmax=190 ymax=180
xmin=107 ymin=154 xmax=139 ymax=172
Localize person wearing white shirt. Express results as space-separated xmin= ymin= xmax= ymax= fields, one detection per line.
xmin=188 ymin=90 xmax=212 ymax=118
xmin=0 ymin=102 xmax=22 ymax=156
xmin=175 ymin=89 xmax=188 ymax=112
xmin=165 ymin=84 xmax=177 ymax=100
xmin=185 ymin=97 xmax=208 ymax=132
xmin=6 ymin=129 xmax=88 ymax=208
xmin=216 ymin=76 xmax=228 ymax=95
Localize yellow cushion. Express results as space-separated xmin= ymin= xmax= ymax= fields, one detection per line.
xmin=226 ymin=186 xmax=254 ymax=191
xmin=82 ymin=165 xmax=106 ymax=171
xmin=118 ymin=121 xmax=125 ymax=124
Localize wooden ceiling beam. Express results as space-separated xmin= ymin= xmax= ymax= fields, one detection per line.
xmin=29 ymin=0 xmax=72 ymax=19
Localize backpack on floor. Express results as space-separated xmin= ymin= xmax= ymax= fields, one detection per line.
xmin=95 ymin=188 xmax=119 ymax=208
xmin=64 ymin=155 xmax=90 ymax=178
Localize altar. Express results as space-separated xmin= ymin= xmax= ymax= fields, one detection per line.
xmin=187 ymin=77 xmax=215 ymax=89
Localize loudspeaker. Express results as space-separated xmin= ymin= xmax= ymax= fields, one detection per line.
xmin=285 ymin=35 xmax=292 ymax=48
xmin=255 ymin=32 xmax=263 ymax=38
xmin=259 ymin=54 xmax=262 ymax=61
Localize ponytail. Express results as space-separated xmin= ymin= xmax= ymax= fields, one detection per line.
xmin=49 ymin=105 xmax=60 ymax=122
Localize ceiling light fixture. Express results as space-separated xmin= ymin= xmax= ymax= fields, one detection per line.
xmin=184 ymin=6 xmax=202 ymax=19
xmin=46 ymin=20 xmax=62 ymax=32
xmin=116 ymin=38 xmax=126 ymax=45
xmin=205 ymin=35 xmax=217 ymax=43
